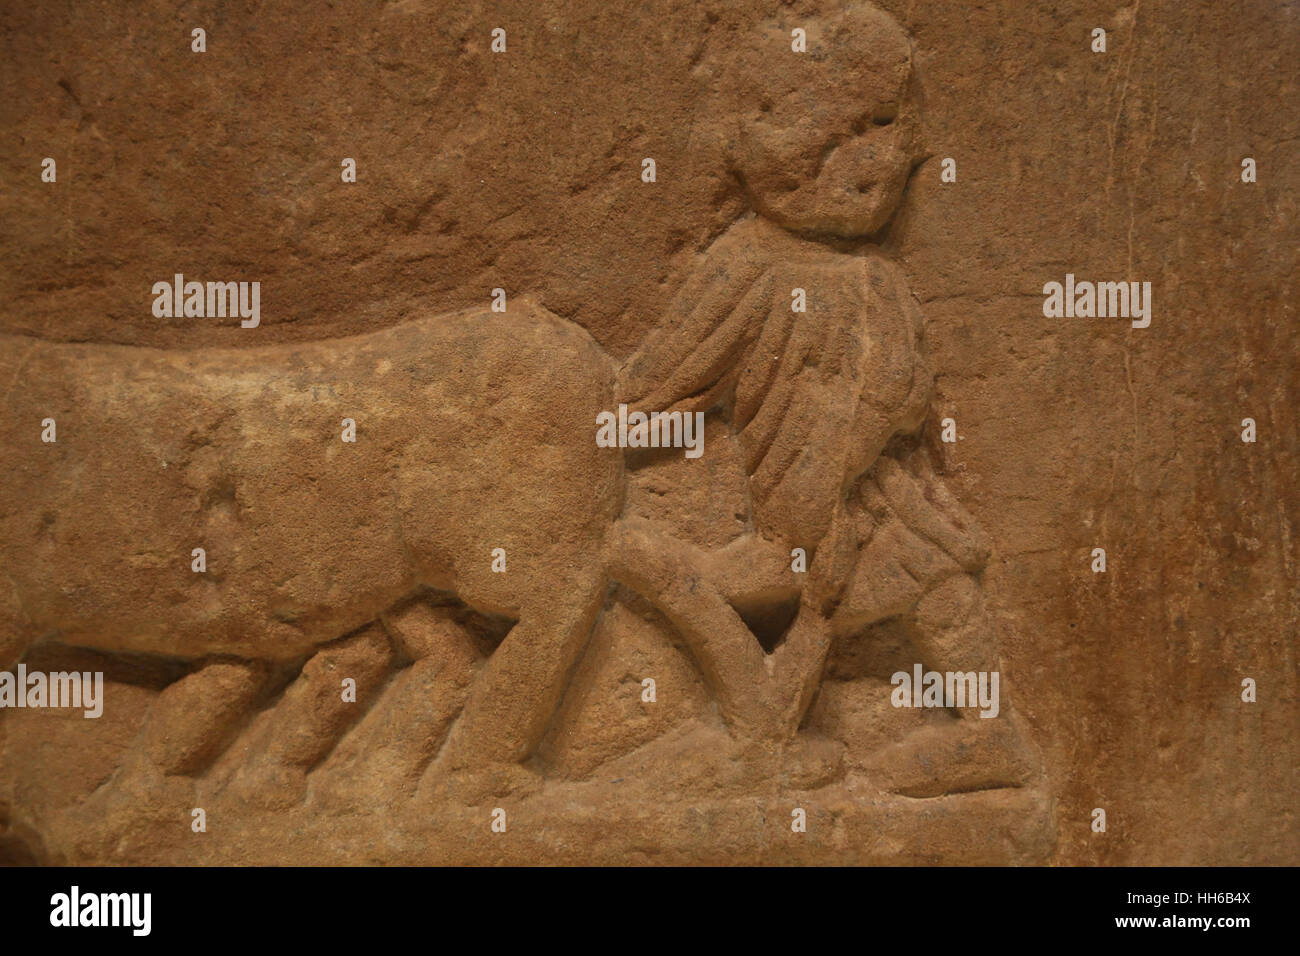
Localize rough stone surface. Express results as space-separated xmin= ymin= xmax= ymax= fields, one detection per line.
xmin=0 ymin=0 xmax=1295 ymax=865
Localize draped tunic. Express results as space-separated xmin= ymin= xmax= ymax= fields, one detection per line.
xmin=618 ymin=214 xmax=932 ymax=554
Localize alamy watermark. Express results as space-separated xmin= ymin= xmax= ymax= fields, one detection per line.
xmin=152 ymin=273 xmax=260 ymax=328
xmin=1042 ymin=274 xmax=1151 ymax=328
xmin=50 ymin=886 xmax=150 ymax=936
xmin=0 ymin=665 xmax=103 ymax=718
xmin=595 ymin=403 xmax=705 ymax=458
xmin=890 ymin=664 xmax=1000 ymax=718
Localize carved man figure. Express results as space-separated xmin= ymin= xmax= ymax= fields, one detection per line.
xmin=611 ymin=2 xmax=1037 ymax=793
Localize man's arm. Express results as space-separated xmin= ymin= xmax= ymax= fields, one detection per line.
xmin=616 ymin=219 xmax=771 ymax=413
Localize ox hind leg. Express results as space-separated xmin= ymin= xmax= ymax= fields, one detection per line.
xmin=422 ymin=566 xmax=607 ymax=801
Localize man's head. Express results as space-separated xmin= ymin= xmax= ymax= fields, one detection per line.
xmin=702 ymin=3 xmax=922 ymax=238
